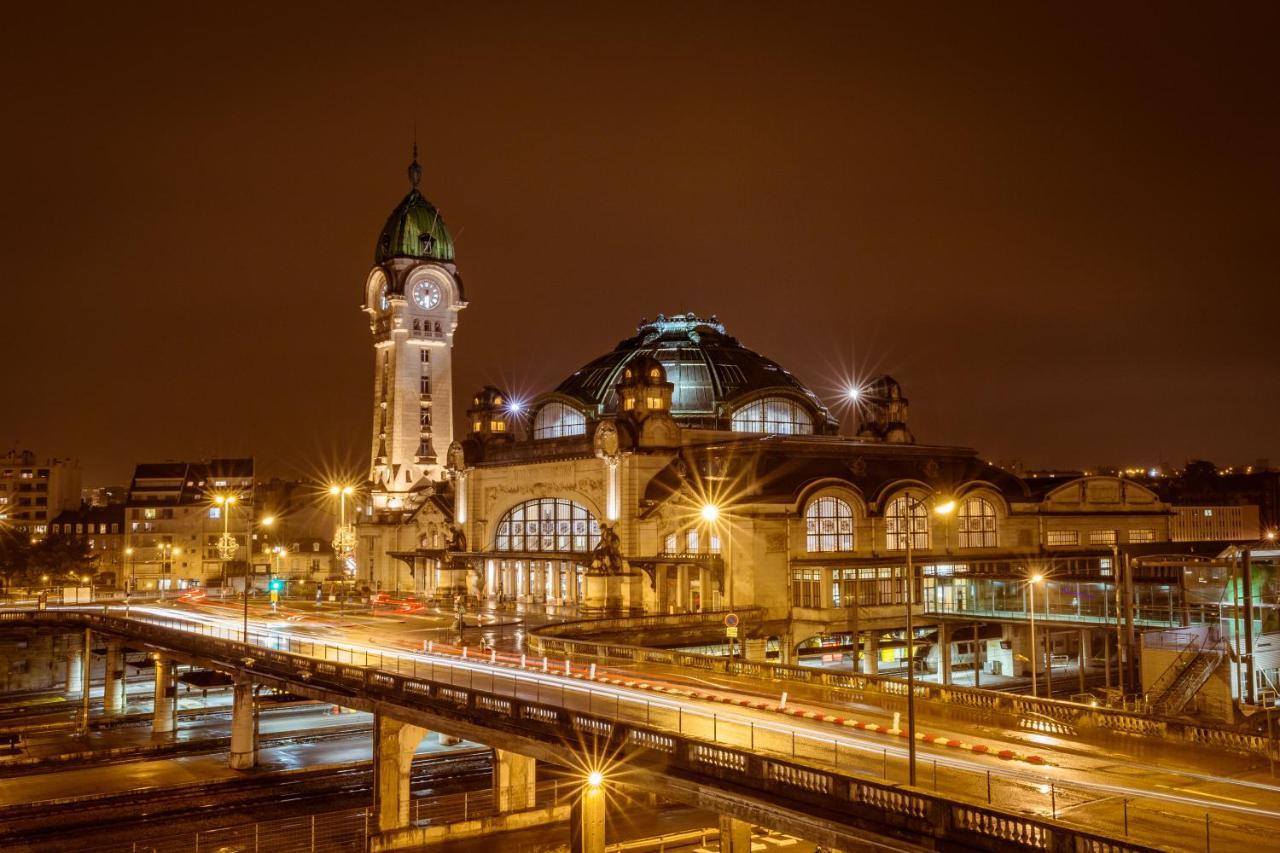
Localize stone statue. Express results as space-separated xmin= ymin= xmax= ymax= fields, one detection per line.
xmin=593 ymin=419 xmax=620 ymax=458
xmin=447 ymin=441 xmax=466 ymax=472
xmin=591 ymin=522 xmax=624 ymax=575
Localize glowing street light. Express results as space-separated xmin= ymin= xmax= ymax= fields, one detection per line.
xmin=1028 ymin=572 xmax=1045 ymax=698
xmin=586 ymin=770 xmax=603 ymax=789
xmin=845 ymin=386 xmax=861 ymax=402
xmin=700 ymin=503 xmax=720 ymax=523
xmin=330 ymin=485 xmax=357 ymax=563
xmin=901 ymin=492 xmax=956 ymax=787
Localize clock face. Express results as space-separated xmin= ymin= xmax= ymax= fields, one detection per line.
xmin=413 ymin=281 xmax=442 ymax=310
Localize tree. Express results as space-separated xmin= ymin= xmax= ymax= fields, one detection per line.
xmin=26 ymin=533 xmax=96 ymax=585
xmin=0 ymin=529 xmax=31 ymax=591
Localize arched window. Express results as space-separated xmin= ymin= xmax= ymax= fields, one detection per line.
xmin=885 ymin=495 xmax=929 ymax=551
xmin=731 ymin=397 xmax=813 ymax=435
xmin=494 ymin=498 xmax=600 ymax=553
xmin=805 ymin=496 xmax=854 ymax=552
xmin=957 ymin=497 xmax=997 ymax=548
xmin=533 ymin=402 xmax=587 ymax=439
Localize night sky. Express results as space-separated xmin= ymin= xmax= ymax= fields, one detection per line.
xmin=4 ymin=4 xmax=1278 ymax=487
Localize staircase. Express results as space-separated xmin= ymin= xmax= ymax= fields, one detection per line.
xmin=1147 ymin=632 xmax=1225 ymax=717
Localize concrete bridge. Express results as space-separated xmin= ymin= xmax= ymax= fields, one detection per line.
xmin=3 ymin=610 xmax=1161 ymax=852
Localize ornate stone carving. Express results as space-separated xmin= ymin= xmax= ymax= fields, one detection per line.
xmin=593 ymin=419 xmax=620 ymax=458
xmin=446 ymin=441 xmax=466 ymax=473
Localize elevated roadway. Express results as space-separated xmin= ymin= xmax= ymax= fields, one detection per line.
xmin=6 ymin=607 xmax=1258 ymax=851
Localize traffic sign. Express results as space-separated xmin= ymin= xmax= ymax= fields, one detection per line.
xmin=725 ymin=626 xmax=738 ymax=638
xmin=724 ymin=612 xmax=739 ymax=628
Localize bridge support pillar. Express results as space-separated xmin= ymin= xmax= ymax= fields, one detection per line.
xmin=376 ymin=715 xmax=429 ymax=832
xmin=65 ymin=631 xmax=84 ymax=697
xmin=570 ymin=780 xmax=605 ymax=853
xmin=939 ymin=623 xmax=952 ymax=685
xmin=152 ymin=655 xmax=176 ymax=735
xmin=229 ymin=680 xmax=257 ymax=770
xmin=743 ymin=638 xmax=767 ymax=662
xmin=493 ymin=748 xmax=537 ymax=812
xmin=863 ymin=633 xmax=879 ymax=675
xmin=718 ymin=816 xmax=753 ymax=852
xmin=103 ymin=638 xmax=125 ymax=716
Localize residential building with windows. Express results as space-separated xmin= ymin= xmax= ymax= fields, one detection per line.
xmin=49 ymin=505 xmax=127 ymax=582
xmin=123 ymin=459 xmax=254 ymax=590
xmin=0 ymin=450 xmax=81 ymax=541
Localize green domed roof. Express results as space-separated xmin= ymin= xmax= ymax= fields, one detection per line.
xmin=374 ymin=154 xmax=455 ymax=264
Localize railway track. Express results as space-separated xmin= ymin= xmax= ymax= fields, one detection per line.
xmin=0 ymin=749 xmax=490 ymax=851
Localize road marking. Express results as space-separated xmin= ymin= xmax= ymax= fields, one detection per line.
xmin=1156 ymin=784 xmax=1254 ymax=805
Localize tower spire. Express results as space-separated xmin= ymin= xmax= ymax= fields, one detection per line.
xmin=408 ymin=141 xmax=421 ymax=189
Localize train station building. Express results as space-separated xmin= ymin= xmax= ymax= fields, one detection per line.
xmin=354 ymin=155 xmax=1273 ymax=718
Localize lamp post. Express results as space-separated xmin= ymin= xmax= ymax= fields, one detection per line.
xmin=124 ymin=546 xmax=135 ymax=594
xmin=1028 ymin=573 xmax=1045 ymax=698
xmin=213 ymin=495 xmax=245 ymax=641
xmin=700 ymin=502 xmax=725 ymax=613
xmin=330 ymin=485 xmax=356 ymax=592
xmin=901 ymin=493 xmax=954 ymax=787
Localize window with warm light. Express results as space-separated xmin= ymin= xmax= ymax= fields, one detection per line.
xmin=1089 ymin=529 xmax=1117 ymax=545
xmin=664 ymin=532 xmax=677 ymax=554
xmin=885 ymin=496 xmax=929 ymax=550
xmin=686 ymin=528 xmax=700 ymax=552
xmin=956 ymin=497 xmax=997 ymax=548
xmin=806 ymin=496 xmax=854 ymax=552
xmin=1046 ymin=530 xmax=1078 ymax=546
xmin=731 ymin=397 xmax=813 ymax=435
xmin=1129 ymin=529 xmax=1156 ymax=543
xmin=533 ymin=402 xmax=586 ymax=439
xmin=646 ymin=396 xmax=663 ymax=409
xmin=495 ymin=498 xmax=600 ymax=553
xmin=490 ymin=420 xmax=506 ymax=432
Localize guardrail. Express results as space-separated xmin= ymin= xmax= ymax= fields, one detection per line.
xmin=0 ymin=610 xmax=1174 ymax=851
xmin=527 ymin=612 xmax=1277 ymax=760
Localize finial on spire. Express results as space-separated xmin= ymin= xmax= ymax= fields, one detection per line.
xmin=408 ymin=142 xmax=422 ymax=189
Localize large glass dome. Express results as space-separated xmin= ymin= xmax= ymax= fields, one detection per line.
xmin=552 ymin=313 xmax=837 ymax=432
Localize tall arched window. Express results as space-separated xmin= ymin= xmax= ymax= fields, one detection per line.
xmin=885 ymin=495 xmax=929 ymax=551
xmin=533 ymin=402 xmax=587 ymax=439
xmin=806 ymin=496 xmax=854 ymax=552
xmin=731 ymin=397 xmax=814 ymax=435
xmin=495 ymin=499 xmax=600 ymax=553
xmin=957 ymin=497 xmax=997 ymax=548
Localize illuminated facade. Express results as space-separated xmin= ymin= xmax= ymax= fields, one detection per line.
xmin=363 ymin=149 xmax=464 ymax=511
xmin=350 ymin=158 xmax=1266 ymax=718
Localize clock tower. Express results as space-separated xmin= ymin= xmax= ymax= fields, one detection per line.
xmin=363 ymin=149 xmax=466 ymax=511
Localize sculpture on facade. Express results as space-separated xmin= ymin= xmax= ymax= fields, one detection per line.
xmin=590 ymin=522 xmax=624 ymax=575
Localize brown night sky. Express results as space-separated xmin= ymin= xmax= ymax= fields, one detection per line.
xmin=3 ymin=3 xmax=1278 ymax=487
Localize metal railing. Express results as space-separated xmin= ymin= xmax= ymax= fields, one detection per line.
xmin=0 ymin=610 xmax=1240 ymax=851
xmin=526 ymin=611 xmax=1278 ymax=759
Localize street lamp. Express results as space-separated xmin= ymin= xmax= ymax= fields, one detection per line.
xmin=329 ymin=484 xmax=357 ymax=564
xmin=901 ymin=492 xmax=955 ymax=787
xmin=1028 ymin=572 xmax=1045 ymax=698
xmin=124 ymin=546 xmax=135 ymax=594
